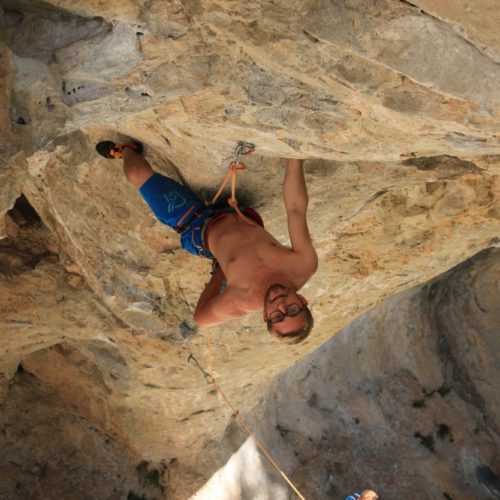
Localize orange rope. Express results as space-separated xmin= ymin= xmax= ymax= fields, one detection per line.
xmin=211 ymin=377 xmax=307 ymax=500
xmin=211 ymin=161 xmax=256 ymax=226
xmin=193 ymin=270 xmax=306 ymax=499
xmin=189 ymin=350 xmax=307 ymax=499
xmin=190 ymin=143 xmax=306 ymax=498
xmin=199 ymin=258 xmax=214 ymax=375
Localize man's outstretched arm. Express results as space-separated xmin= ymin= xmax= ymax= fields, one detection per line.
xmin=283 ymin=159 xmax=317 ymax=269
xmin=284 ymin=158 xmax=308 ymax=214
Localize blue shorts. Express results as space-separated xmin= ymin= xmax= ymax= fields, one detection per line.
xmin=139 ymin=173 xmax=263 ymax=259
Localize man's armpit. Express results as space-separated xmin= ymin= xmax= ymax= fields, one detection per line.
xmin=194 ymin=292 xmax=243 ymax=326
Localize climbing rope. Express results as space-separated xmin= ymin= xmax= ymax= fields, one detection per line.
xmin=188 ymin=143 xmax=307 ymax=499
xmin=211 ymin=141 xmax=257 ymax=226
xmin=188 ymin=352 xmax=306 ymax=500
xmin=199 ymin=258 xmax=214 ymax=376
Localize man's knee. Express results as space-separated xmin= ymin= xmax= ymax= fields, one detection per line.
xmin=124 ymin=163 xmax=154 ymax=189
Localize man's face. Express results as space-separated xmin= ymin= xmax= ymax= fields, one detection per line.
xmin=263 ymin=284 xmax=308 ymax=336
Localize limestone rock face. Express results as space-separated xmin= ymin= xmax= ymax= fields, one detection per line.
xmin=0 ymin=368 xmax=153 ymax=500
xmin=0 ymin=0 xmax=499 ymax=498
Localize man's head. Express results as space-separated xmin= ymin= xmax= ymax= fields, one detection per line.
xmin=263 ymin=284 xmax=313 ymax=344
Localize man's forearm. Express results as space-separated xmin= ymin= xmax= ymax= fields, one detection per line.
xmin=283 ymin=159 xmax=308 ymax=214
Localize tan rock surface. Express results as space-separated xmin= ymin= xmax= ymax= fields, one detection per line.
xmin=0 ymin=368 xmax=157 ymax=500
xmin=0 ymin=0 xmax=499 ymax=498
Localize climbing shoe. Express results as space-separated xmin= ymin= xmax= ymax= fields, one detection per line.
xmin=95 ymin=140 xmax=143 ymax=159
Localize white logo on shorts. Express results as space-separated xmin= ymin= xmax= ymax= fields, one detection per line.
xmin=163 ymin=192 xmax=186 ymax=213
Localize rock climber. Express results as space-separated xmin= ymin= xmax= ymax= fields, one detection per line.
xmin=96 ymin=140 xmax=318 ymax=343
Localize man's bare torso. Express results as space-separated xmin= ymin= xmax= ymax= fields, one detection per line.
xmin=207 ymin=213 xmax=310 ymax=313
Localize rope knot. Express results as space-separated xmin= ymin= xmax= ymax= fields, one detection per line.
xmin=211 ymin=142 xmax=257 ymax=227
xmin=229 ymin=161 xmax=246 ymax=171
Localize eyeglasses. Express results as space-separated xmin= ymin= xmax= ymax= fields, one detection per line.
xmin=267 ymin=303 xmax=305 ymax=324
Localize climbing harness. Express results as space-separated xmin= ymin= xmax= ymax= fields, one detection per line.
xmin=187 ymin=142 xmax=307 ymax=499
xmin=211 ymin=141 xmax=257 ymax=226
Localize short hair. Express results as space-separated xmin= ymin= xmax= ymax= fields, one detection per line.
xmin=267 ymin=305 xmax=314 ymax=344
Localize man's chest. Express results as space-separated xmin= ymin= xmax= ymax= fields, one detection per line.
xmin=226 ymin=243 xmax=295 ymax=279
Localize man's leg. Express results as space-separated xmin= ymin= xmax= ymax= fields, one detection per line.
xmin=122 ymin=146 xmax=154 ymax=189
xmin=118 ymin=146 xmax=206 ymax=229
xmin=96 ymin=139 xmax=206 ymax=240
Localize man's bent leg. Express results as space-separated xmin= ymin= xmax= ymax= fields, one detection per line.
xmin=97 ymin=140 xmax=205 ymax=235
xmin=122 ymin=147 xmax=154 ymax=189
xmin=126 ymin=154 xmax=206 ymax=230
xmin=118 ymin=144 xmax=207 ymax=245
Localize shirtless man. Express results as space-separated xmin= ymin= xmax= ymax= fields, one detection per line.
xmin=96 ymin=140 xmax=318 ymax=343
